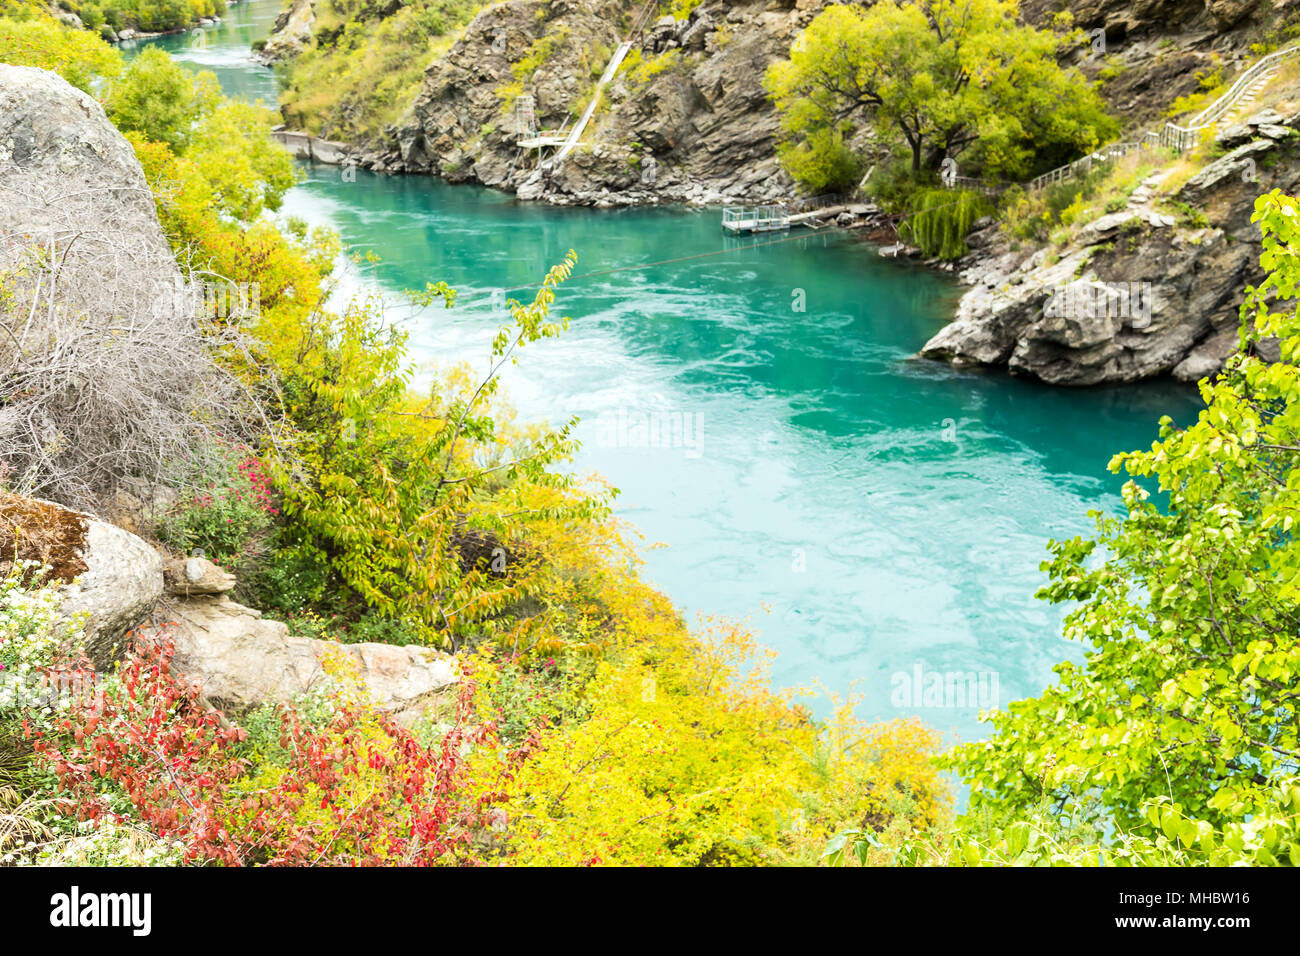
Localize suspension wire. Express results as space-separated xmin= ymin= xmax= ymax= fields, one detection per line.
xmin=485 ymin=194 xmax=981 ymax=297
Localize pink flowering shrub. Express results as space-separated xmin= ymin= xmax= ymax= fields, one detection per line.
xmin=159 ymin=443 xmax=278 ymax=576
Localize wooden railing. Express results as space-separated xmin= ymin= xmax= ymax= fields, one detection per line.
xmin=941 ymin=43 xmax=1300 ymax=196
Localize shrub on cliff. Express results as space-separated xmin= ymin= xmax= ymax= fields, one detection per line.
xmin=157 ymin=442 xmax=277 ymax=585
xmin=16 ymin=586 xmax=950 ymax=866
xmin=30 ymin=637 xmax=496 ymax=865
xmin=0 ymin=561 xmax=93 ymax=864
xmin=767 ymin=0 xmax=1116 ymax=184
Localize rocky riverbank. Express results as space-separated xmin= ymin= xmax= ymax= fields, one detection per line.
xmin=912 ymin=0 xmax=1300 ymax=384
xmin=254 ymin=0 xmax=1300 ymax=384
xmin=922 ymin=107 xmax=1300 ymax=385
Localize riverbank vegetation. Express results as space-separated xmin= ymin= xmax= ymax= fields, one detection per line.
xmin=75 ymin=0 xmax=226 ymax=34
xmin=275 ymin=0 xmax=485 ymax=140
xmin=0 ymin=11 xmax=950 ymax=866
xmin=0 ymin=0 xmax=221 ymax=59
xmin=766 ymin=0 xmax=1115 ymax=257
xmin=2 ymin=10 xmax=1298 ymax=867
xmin=934 ymin=190 xmax=1300 ymax=865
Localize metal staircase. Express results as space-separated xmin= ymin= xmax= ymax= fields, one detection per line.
xmin=516 ymin=0 xmax=661 ymax=162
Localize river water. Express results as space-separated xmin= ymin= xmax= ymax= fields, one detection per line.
xmin=130 ymin=2 xmax=1203 ymax=742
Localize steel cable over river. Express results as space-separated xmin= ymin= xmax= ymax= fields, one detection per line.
xmin=126 ymin=1 xmax=1202 ymax=743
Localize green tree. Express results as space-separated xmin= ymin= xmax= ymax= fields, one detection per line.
xmin=0 ymin=13 xmax=122 ymax=92
xmin=765 ymin=0 xmax=1116 ymax=182
xmin=187 ymin=99 xmax=298 ymax=220
xmin=106 ymin=46 xmax=217 ymax=151
xmin=948 ymin=191 xmax=1300 ymax=852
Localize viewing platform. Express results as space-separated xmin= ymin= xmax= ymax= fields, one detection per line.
xmin=722 ymin=205 xmax=789 ymax=234
xmin=517 ymin=131 xmax=568 ymax=149
xmin=721 ymin=200 xmax=853 ymax=234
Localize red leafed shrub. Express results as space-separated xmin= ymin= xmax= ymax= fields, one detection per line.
xmin=30 ymin=634 xmax=499 ymax=866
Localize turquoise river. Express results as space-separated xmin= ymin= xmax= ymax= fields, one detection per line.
xmin=128 ymin=2 xmax=1203 ymax=743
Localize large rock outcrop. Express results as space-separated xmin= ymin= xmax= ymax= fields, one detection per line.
xmin=0 ymin=493 xmax=163 ymax=667
xmin=0 ymin=63 xmax=179 ymax=290
xmin=1021 ymin=0 xmax=1284 ymax=128
xmin=0 ymin=64 xmax=242 ymax=508
xmin=257 ymin=0 xmax=315 ymax=62
xmin=158 ymin=577 xmax=458 ymax=728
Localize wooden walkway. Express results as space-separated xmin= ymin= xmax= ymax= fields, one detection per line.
xmin=942 ymin=42 xmax=1300 ymax=196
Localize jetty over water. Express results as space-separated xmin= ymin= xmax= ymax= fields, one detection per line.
xmin=721 ymin=205 xmax=789 ymax=233
xmin=270 ymin=128 xmax=350 ymax=164
xmin=721 ymin=195 xmax=856 ymax=234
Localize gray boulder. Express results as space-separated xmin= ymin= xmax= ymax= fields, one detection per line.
xmin=1214 ymin=123 xmax=1253 ymax=149
xmin=1172 ymin=325 xmax=1241 ymax=382
xmin=1076 ymin=211 xmax=1142 ymax=244
xmin=0 ymin=64 xmax=241 ymax=509
xmin=1245 ymin=107 xmax=1285 ymax=128
xmin=1180 ymin=139 xmax=1276 ymax=201
xmin=61 ymin=519 xmax=163 ymax=667
xmin=1257 ymin=124 xmax=1293 ymax=141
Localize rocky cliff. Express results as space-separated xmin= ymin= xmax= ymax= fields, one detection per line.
xmin=922 ymin=107 xmax=1300 ymax=385
xmin=258 ymin=0 xmax=316 ymax=61
xmin=913 ymin=0 xmax=1300 ymax=384
xmin=266 ymin=0 xmax=1296 ymax=206
xmin=1023 ymin=0 xmax=1300 ymax=127
xmin=270 ymin=0 xmax=828 ymax=205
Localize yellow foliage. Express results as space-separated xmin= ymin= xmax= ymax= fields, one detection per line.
xmin=1058 ymin=192 xmax=1088 ymax=227
xmin=469 ymin=605 xmax=952 ymax=866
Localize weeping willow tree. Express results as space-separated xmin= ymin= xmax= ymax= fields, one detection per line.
xmin=899 ymin=188 xmax=988 ymax=259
